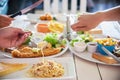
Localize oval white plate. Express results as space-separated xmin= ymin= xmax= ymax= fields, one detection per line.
xmin=1 ymin=39 xmax=69 ymax=58
xmin=69 ymin=45 xmax=120 ymax=66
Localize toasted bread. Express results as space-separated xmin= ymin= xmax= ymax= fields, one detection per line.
xmin=0 ymin=62 xmax=27 ymax=77
xmin=92 ymin=53 xmax=117 ymax=64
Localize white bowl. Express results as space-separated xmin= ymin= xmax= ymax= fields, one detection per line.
xmin=87 ymin=42 xmax=97 ymax=53
xmin=73 ymin=42 xmax=87 ymax=53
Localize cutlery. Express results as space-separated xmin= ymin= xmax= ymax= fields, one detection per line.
xmin=2 ymin=53 xmax=13 ymax=59
xmin=9 ymin=0 xmax=44 ymax=18
xmin=102 ymin=46 xmax=120 ymax=63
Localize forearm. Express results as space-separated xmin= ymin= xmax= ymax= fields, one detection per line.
xmin=96 ymin=6 xmax=120 ymax=21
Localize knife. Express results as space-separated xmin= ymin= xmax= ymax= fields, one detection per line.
xmin=9 ymin=0 xmax=44 ymax=18
xmin=102 ymin=46 xmax=120 ymax=63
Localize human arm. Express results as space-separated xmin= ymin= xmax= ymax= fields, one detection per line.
xmin=71 ymin=6 xmax=120 ymax=31
xmin=0 ymin=27 xmax=31 ymax=48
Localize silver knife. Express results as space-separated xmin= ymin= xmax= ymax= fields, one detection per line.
xmin=10 ymin=0 xmax=44 ymax=18
xmin=102 ymin=46 xmax=120 ymax=63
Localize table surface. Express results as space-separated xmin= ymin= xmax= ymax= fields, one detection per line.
xmin=0 ymin=15 xmax=120 ymax=80
xmin=0 ymin=50 xmax=120 ymax=80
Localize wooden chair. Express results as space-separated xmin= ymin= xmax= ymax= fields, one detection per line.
xmin=43 ymin=0 xmax=87 ymax=14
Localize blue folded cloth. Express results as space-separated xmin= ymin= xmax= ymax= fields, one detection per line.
xmin=0 ymin=0 xmax=8 ymax=14
xmin=0 ymin=0 xmax=7 ymax=7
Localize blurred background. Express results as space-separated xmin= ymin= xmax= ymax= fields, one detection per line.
xmin=0 ymin=0 xmax=120 ymax=15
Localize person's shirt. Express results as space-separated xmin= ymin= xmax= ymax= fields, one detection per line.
xmin=0 ymin=0 xmax=8 ymax=14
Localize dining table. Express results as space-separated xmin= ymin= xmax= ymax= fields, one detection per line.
xmin=0 ymin=14 xmax=120 ymax=80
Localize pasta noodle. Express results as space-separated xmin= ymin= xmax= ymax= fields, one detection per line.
xmin=27 ymin=60 xmax=64 ymax=78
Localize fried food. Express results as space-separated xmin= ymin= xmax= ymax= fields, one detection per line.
xmin=0 ymin=62 xmax=27 ymax=77
xmin=11 ymin=46 xmax=62 ymax=58
xmin=27 ymin=60 xmax=64 ymax=78
xmin=40 ymin=13 xmax=53 ymax=21
xmin=92 ymin=53 xmax=117 ymax=64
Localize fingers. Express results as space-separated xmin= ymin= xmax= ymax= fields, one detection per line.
xmin=71 ymin=22 xmax=92 ymax=31
xmin=10 ymin=32 xmax=30 ymax=47
xmin=11 ymin=33 xmax=29 ymax=47
xmin=73 ymin=26 xmax=91 ymax=31
xmin=0 ymin=15 xmax=13 ymax=27
xmin=71 ymin=22 xmax=86 ymax=31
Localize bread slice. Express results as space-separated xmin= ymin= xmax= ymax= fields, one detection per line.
xmin=0 ymin=62 xmax=27 ymax=77
xmin=85 ymin=29 xmax=102 ymax=34
xmin=92 ymin=53 xmax=117 ymax=64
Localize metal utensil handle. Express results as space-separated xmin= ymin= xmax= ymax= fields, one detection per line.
xmin=102 ymin=46 xmax=120 ymax=63
xmin=9 ymin=11 xmax=22 ymax=18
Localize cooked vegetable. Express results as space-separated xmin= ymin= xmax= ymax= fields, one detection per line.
xmin=76 ymin=31 xmax=84 ymax=35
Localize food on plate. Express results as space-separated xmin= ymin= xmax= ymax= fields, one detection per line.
xmin=40 ymin=13 xmax=53 ymax=21
xmin=0 ymin=48 xmax=12 ymax=53
xmin=11 ymin=44 xmax=62 ymax=58
xmin=36 ymin=24 xmax=50 ymax=33
xmin=70 ymin=34 xmax=94 ymax=46
xmin=48 ymin=21 xmax=64 ymax=33
xmin=0 ymin=62 xmax=27 ymax=77
xmin=95 ymin=38 xmax=117 ymax=46
xmin=112 ymin=40 xmax=120 ymax=57
xmin=76 ymin=29 xmax=102 ymax=35
xmin=113 ymin=47 xmax=120 ymax=57
xmin=36 ymin=21 xmax=64 ymax=33
xmin=85 ymin=29 xmax=103 ymax=34
xmin=96 ymin=38 xmax=117 ymax=55
xmin=44 ymin=33 xmax=66 ymax=48
xmin=27 ymin=60 xmax=64 ymax=78
xmin=92 ymin=53 xmax=117 ymax=64
xmin=4 ymin=33 xmax=66 ymax=58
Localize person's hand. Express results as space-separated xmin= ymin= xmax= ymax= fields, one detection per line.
xmin=71 ymin=13 xmax=103 ymax=31
xmin=0 ymin=27 xmax=31 ymax=48
xmin=0 ymin=15 xmax=13 ymax=28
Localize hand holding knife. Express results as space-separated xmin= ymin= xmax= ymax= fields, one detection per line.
xmin=9 ymin=0 xmax=44 ymax=18
xmin=0 ymin=0 xmax=44 ymax=28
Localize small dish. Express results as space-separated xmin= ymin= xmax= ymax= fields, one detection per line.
xmin=87 ymin=42 xmax=97 ymax=53
xmin=97 ymin=43 xmax=115 ymax=55
xmin=73 ymin=42 xmax=87 ymax=53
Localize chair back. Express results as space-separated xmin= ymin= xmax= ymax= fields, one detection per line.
xmin=43 ymin=0 xmax=87 ymax=14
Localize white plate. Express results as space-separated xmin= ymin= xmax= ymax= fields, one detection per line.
xmin=0 ymin=57 xmax=76 ymax=80
xmin=27 ymin=13 xmax=67 ymax=23
xmin=69 ymin=45 xmax=120 ymax=66
xmin=1 ymin=39 xmax=69 ymax=58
